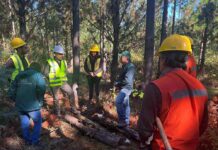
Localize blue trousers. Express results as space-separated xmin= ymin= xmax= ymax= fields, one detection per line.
xmin=19 ymin=110 xmax=42 ymax=144
xmin=115 ymin=90 xmax=131 ymax=125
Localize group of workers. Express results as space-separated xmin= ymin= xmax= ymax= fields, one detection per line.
xmin=4 ymin=33 xmax=208 ymax=150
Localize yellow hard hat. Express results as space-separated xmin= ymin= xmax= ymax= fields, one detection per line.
xmin=90 ymin=44 xmax=100 ymax=52
xmin=11 ymin=37 xmax=26 ymax=49
xmin=159 ymin=34 xmax=192 ymax=54
xmin=182 ymin=35 xmax=193 ymax=45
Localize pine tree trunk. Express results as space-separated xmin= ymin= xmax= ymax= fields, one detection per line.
xmin=71 ymin=0 xmax=80 ymax=82
xmin=100 ymin=0 xmax=105 ymax=53
xmin=100 ymin=0 xmax=107 ymax=76
xmin=160 ymin=0 xmax=168 ymax=44
xmin=110 ymin=0 xmax=120 ymax=84
xmin=65 ymin=34 xmax=69 ymax=61
xmin=158 ymin=0 xmax=168 ymax=78
xmin=8 ymin=0 xmax=16 ymax=37
xmin=172 ymin=0 xmax=177 ymax=34
xmin=144 ymin=0 xmax=155 ymax=85
xmin=198 ymin=25 xmax=208 ymax=72
xmin=17 ymin=0 xmax=27 ymax=38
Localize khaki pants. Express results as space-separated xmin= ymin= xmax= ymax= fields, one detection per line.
xmin=51 ymin=83 xmax=79 ymax=116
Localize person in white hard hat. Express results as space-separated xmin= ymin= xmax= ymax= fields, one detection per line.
xmin=44 ymin=45 xmax=79 ymax=116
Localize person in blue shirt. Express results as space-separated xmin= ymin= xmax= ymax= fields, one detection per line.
xmin=115 ymin=50 xmax=135 ymax=128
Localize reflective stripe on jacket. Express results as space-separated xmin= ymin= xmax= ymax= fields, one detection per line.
xmin=10 ymin=53 xmax=30 ymax=80
xmin=152 ymin=69 xmax=208 ymax=150
xmin=86 ymin=56 xmax=103 ymax=77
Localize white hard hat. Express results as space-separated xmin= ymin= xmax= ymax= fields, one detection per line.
xmin=53 ymin=45 xmax=64 ymax=54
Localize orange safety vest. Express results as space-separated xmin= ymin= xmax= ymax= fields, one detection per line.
xmin=152 ymin=69 xmax=207 ymax=150
xmin=186 ymin=55 xmax=197 ymax=78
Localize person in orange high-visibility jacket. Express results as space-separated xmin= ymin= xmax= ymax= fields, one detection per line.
xmin=137 ymin=34 xmax=208 ymax=150
xmin=183 ymin=36 xmax=197 ymax=78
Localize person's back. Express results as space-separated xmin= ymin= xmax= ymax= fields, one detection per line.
xmin=137 ymin=34 xmax=208 ymax=150
xmin=11 ymin=68 xmax=45 ymax=112
xmin=8 ymin=62 xmax=46 ymax=145
xmin=152 ymin=69 xmax=207 ymax=150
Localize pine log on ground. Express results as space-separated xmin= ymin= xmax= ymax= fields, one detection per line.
xmin=76 ymin=113 xmax=106 ymax=130
xmin=92 ymin=113 xmax=140 ymax=141
xmin=64 ymin=114 xmax=129 ymax=147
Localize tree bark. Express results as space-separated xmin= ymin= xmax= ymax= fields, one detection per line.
xmin=198 ymin=25 xmax=208 ymax=71
xmin=71 ymin=0 xmax=80 ymax=82
xmin=144 ymin=0 xmax=155 ymax=85
xmin=17 ymin=0 xmax=27 ymax=39
xmin=172 ymin=0 xmax=177 ymax=34
xmin=64 ymin=114 xmax=126 ymax=147
xmin=44 ymin=13 xmax=49 ymax=56
xmin=160 ymin=0 xmax=168 ymax=44
xmin=65 ymin=33 xmax=69 ymax=61
xmin=110 ymin=0 xmax=120 ymax=84
xmin=8 ymin=0 xmax=16 ymax=37
xmin=100 ymin=0 xmax=105 ymax=53
xmin=92 ymin=114 xmax=140 ymax=141
xmin=157 ymin=0 xmax=168 ymax=78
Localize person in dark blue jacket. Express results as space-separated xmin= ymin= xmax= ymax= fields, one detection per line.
xmin=115 ymin=50 xmax=135 ymax=128
xmin=8 ymin=62 xmax=46 ymax=145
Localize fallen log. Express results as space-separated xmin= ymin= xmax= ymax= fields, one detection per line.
xmin=64 ymin=114 xmax=130 ymax=147
xmin=92 ymin=113 xmax=140 ymax=141
xmin=76 ymin=113 xmax=105 ymax=130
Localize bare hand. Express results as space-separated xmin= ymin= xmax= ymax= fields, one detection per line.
xmin=90 ymin=72 xmax=94 ymax=77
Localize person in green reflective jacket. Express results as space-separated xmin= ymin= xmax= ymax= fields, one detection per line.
xmin=5 ymin=37 xmax=30 ymax=82
xmin=44 ymin=45 xmax=79 ymax=116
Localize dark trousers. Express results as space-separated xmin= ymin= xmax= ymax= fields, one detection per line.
xmin=87 ymin=76 xmax=101 ymax=100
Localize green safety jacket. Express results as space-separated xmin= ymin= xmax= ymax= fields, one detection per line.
xmin=10 ymin=53 xmax=30 ymax=81
xmin=47 ymin=58 xmax=68 ymax=87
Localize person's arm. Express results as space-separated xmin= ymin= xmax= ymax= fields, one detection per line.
xmin=36 ymin=73 xmax=46 ymax=107
xmin=137 ymin=83 xmax=162 ymax=147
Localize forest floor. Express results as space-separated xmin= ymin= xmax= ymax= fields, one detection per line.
xmin=0 ymin=79 xmax=218 ymax=150
xmin=0 ymin=62 xmax=218 ymax=150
